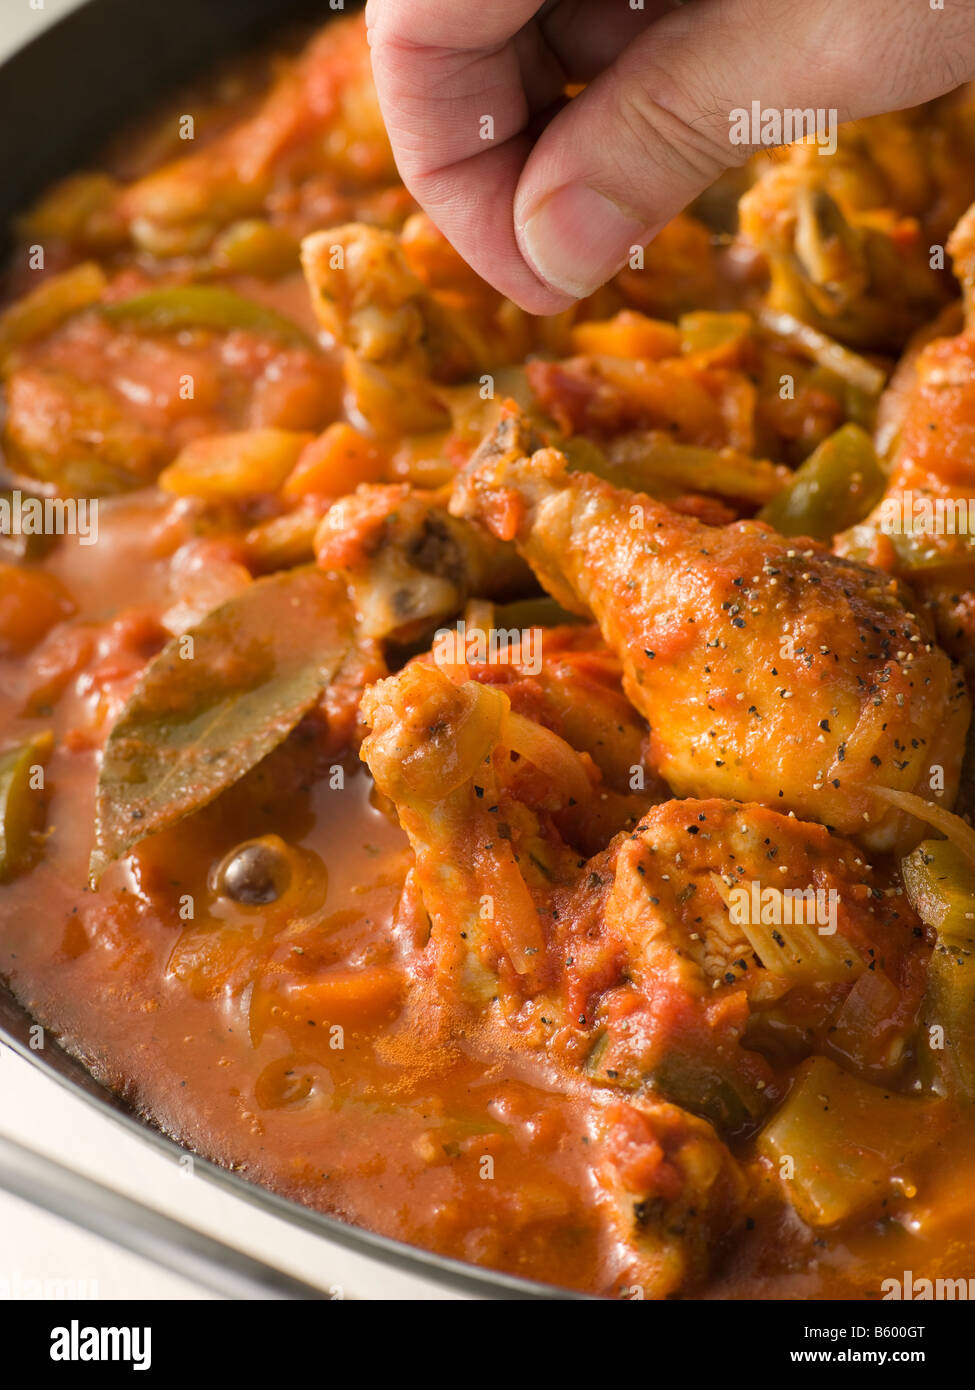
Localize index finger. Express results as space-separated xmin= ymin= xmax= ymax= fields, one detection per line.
xmin=366 ymin=0 xmax=565 ymax=310
xmin=366 ymin=0 xmax=544 ymax=177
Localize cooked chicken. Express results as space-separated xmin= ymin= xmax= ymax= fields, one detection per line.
xmin=301 ymin=217 xmax=535 ymax=432
xmin=561 ymin=797 xmax=925 ymax=1126
xmin=739 ymin=94 xmax=975 ymax=350
xmin=117 ymin=16 xmax=399 ymax=257
xmin=413 ymin=619 xmax=667 ymax=854
xmin=314 ymin=483 xmax=531 ymax=642
xmin=360 ymin=662 xmax=588 ymax=1004
xmin=593 ymin=1097 xmax=747 ymax=1299
xmin=451 ymin=409 xmax=971 ymax=850
xmin=3 ymin=365 xmax=167 ymax=492
xmin=836 ymin=203 xmax=975 ymax=682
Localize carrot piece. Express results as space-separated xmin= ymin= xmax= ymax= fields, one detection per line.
xmin=0 ymin=565 xmax=76 ymax=657
xmin=283 ymin=422 xmax=388 ymax=498
xmin=570 ymin=311 xmax=681 ymax=362
xmin=274 ymin=966 xmax=403 ymax=1026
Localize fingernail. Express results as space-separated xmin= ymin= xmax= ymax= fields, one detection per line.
xmin=520 ymin=184 xmax=647 ymax=299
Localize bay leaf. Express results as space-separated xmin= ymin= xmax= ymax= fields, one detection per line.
xmin=90 ymin=566 xmax=352 ymax=881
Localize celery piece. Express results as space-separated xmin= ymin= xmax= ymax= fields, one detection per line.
xmin=902 ymin=838 xmax=975 ymax=938
xmin=901 ymin=839 xmax=975 ymax=1097
xmin=678 ymin=310 xmax=752 ymax=358
xmin=0 ymin=732 xmax=53 ymax=881
xmin=758 ymin=1056 xmax=938 ymax=1227
xmin=923 ymin=935 xmax=975 ymax=1098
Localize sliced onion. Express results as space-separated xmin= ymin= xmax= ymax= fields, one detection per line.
xmin=505 ymin=710 xmax=592 ymax=808
xmin=759 ymin=308 xmax=887 ymax=396
xmin=870 ymin=786 xmax=975 ymax=871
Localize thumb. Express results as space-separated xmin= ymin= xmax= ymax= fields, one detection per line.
xmin=514 ymin=0 xmax=975 ymax=301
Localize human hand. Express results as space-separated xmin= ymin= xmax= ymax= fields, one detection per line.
xmin=366 ymin=0 xmax=975 ymax=313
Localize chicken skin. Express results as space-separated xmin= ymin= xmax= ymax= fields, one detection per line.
xmin=561 ymin=798 xmax=926 ymax=1127
xmin=451 ymin=410 xmax=971 ymax=851
xmin=593 ymin=1097 xmax=747 ymax=1299
xmin=360 ymin=661 xmax=589 ymax=1006
xmin=412 ymin=619 xmax=666 ymax=854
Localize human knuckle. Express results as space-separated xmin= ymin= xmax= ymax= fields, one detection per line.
xmin=614 ymin=74 xmax=732 ymax=183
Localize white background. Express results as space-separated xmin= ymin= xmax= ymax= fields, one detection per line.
xmin=0 ymin=0 xmax=463 ymax=1303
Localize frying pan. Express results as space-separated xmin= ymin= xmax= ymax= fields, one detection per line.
xmin=0 ymin=0 xmax=572 ymax=1301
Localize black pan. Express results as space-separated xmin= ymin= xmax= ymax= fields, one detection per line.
xmin=0 ymin=0 xmax=573 ymax=1301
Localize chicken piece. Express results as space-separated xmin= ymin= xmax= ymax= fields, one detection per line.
xmin=302 ymin=224 xmax=485 ymax=382
xmin=314 ymin=484 xmax=532 ymax=642
xmin=361 ymin=659 xmax=914 ymax=1120
xmin=837 ymin=333 xmax=975 ymax=680
xmin=559 ymin=798 xmax=925 ymax=1129
xmin=2 ymin=365 xmax=167 ymax=493
xmin=452 ymin=410 xmax=971 ymax=850
xmin=360 ymin=663 xmax=750 ymax=1293
xmin=415 ymin=619 xmax=665 ymax=853
xmin=2 ymin=307 xmax=336 ymax=495
xmin=359 ymin=662 xmax=590 ymax=1007
xmin=301 ymin=219 xmax=534 ymax=432
xmin=836 ymin=206 xmax=975 ymax=681
xmin=116 ymin=17 xmax=398 ymax=257
xmin=594 ymin=1097 xmax=747 ymax=1298
xmin=739 ymin=95 xmax=975 ymax=351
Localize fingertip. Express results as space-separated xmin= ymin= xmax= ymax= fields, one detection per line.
xmin=516 ymin=183 xmax=649 ymax=301
xmin=509 ymin=280 xmax=580 ymax=316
